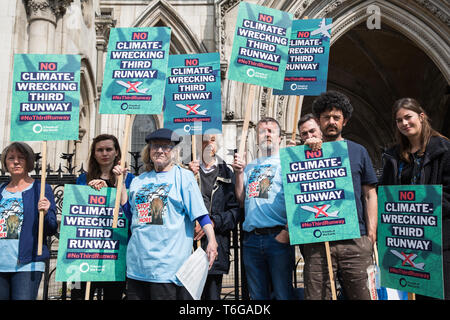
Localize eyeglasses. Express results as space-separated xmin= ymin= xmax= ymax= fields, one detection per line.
xmin=150 ymin=143 xmax=175 ymax=152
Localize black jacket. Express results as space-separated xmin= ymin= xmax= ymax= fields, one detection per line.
xmin=380 ymin=136 xmax=450 ymax=248
xmin=198 ymin=159 xmax=242 ymax=274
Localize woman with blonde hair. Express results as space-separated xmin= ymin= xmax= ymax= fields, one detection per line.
xmin=380 ymin=97 xmax=450 ymax=299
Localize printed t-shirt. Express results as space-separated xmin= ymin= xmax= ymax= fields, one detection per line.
xmin=126 ymin=165 xmax=208 ymax=284
xmin=0 ymin=182 xmax=45 ymax=272
xmin=242 ymin=154 xmax=287 ymax=232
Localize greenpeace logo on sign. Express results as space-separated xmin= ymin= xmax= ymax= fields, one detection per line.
xmin=246 ymin=68 xmax=268 ymax=80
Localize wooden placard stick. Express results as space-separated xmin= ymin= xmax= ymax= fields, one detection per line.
xmin=373 ymin=242 xmax=379 ymax=266
xmin=238 ymin=84 xmax=256 ymax=157
xmin=112 ymin=114 xmax=132 ymax=228
xmin=192 ymin=135 xmax=202 ymax=248
xmin=37 ymin=140 xmax=47 ymax=256
xmin=289 ymin=16 xmax=308 ymax=144
xmin=85 ymin=281 xmax=91 ymax=300
xmin=290 ymin=95 xmax=304 ymax=143
xmin=324 ymin=241 xmax=337 ymax=300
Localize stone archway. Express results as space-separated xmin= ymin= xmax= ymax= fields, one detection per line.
xmin=275 ymin=0 xmax=450 ymax=169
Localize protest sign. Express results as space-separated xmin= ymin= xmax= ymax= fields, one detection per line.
xmin=280 ymin=141 xmax=360 ymax=244
xmin=377 ymin=185 xmax=444 ymax=299
xmin=10 ymin=54 xmax=80 ymax=141
xmin=99 ymin=27 xmax=171 ymax=115
xmin=55 ymin=185 xmax=128 ymax=283
xmin=227 ymin=2 xmax=292 ymax=90
xmin=273 ymin=18 xmax=331 ymax=96
xmin=163 ymin=52 xmax=222 ymax=135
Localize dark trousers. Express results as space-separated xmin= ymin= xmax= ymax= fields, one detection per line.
xmin=127 ymin=278 xmax=193 ymax=300
xmin=0 ymin=271 xmax=42 ymax=300
xmin=71 ymin=281 xmax=126 ymax=300
xmin=303 ymin=236 xmax=373 ymax=300
xmin=201 ymin=274 xmax=223 ymax=300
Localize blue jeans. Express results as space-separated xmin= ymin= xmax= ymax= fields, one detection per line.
xmin=243 ymin=232 xmax=295 ymax=300
xmin=0 ymin=272 xmax=43 ymax=300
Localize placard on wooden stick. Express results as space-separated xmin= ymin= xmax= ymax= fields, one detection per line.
xmin=99 ymin=27 xmax=172 ymax=227
xmin=10 ymin=54 xmax=81 ymax=255
xmin=227 ymin=2 xmax=292 ymax=156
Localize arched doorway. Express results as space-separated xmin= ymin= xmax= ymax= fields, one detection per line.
xmin=277 ymin=0 xmax=449 ymax=171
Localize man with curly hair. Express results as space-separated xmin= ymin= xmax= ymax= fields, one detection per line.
xmin=302 ymin=90 xmax=378 ymax=300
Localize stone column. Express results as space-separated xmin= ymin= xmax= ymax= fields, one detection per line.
xmin=94 ymin=10 xmax=115 ymax=136
xmin=24 ymin=0 xmax=73 ymax=164
xmin=25 ymin=0 xmax=72 ymax=53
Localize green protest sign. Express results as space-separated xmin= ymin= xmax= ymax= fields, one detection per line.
xmin=280 ymin=141 xmax=360 ymax=244
xmin=99 ymin=27 xmax=171 ymax=114
xmin=10 ymin=54 xmax=80 ymax=141
xmin=227 ymin=2 xmax=292 ymax=89
xmin=55 ymin=185 xmax=128 ymax=282
xmin=378 ymin=185 xmax=444 ymax=299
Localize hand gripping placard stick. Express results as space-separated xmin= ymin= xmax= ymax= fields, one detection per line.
xmin=37 ymin=141 xmax=47 ymax=256
xmin=112 ymin=114 xmax=132 ymax=228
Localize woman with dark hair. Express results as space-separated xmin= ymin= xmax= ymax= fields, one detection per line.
xmin=73 ymin=134 xmax=134 ymax=300
xmin=380 ymin=97 xmax=450 ymax=300
xmin=0 ymin=142 xmax=57 ymax=300
xmin=77 ymin=134 xmax=134 ymax=189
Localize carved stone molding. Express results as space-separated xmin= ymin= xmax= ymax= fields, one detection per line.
xmin=413 ymin=0 xmax=450 ymax=27
xmin=95 ymin=10 xmax=116 ymax=49
xmin=216 ymin=0 xmax=241 ymax=71
xmin=24 ymin=0 xmax=74 ymax=23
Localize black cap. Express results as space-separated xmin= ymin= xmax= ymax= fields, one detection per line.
xmin=145 ymin=128 xmax=182 ymax=145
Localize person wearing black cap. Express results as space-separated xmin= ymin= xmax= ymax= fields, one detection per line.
xmin=113 ymin=128 xmax=218 ymax=300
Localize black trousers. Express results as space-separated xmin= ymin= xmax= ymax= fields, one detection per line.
xmin=201 ymin=274 xmax=223 ymax=300
xmin=127 ymin=278 xmax=193 ymax=300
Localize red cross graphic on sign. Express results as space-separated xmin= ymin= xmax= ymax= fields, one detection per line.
xmin=186 ymin=104 xmax=199 ymax=115
xmin=126 ymin=81 xmax=139 ymax=93
xmin=401 ymin=252 xmax=415 ymax=267
xmin=313 ymin=204 xmax=328 ymax=218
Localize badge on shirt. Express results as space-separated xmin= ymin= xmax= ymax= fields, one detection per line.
xmin=0 ymin=198 xmax=23 ymax=239
xmin=247 ymin=164 xmax=275 ymax=199
xmin=135 ymin=183 xmax=171 ymax=225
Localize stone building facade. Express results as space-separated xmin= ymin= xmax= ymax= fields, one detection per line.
xmin=1 ymin=0 xmax=449 ymax=172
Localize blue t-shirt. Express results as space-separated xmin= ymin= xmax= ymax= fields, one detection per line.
xmin=126 ymin=165 xmax=208 ymax=284
xmin=243 ymin=154 xmax=287 ymax=232
xmin=346 ymin=140 xmax=378 ymax=235
xmin=0 ymin=182 xmax=45 ymax=272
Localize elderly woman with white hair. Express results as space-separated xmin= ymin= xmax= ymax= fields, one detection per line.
xmin=114 ymin=128 xmax=218 ymax=300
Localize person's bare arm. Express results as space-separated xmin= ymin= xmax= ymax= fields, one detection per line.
xmin=362 ymin=184 xmax=378 ymax=244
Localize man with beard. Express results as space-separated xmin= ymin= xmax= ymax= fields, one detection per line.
xmin=188 ymin=134 xmax=240 ymax=300
xmin=302 ymin=90 xmax=378 ymax=300
xmin=233 ymin=117 xmax=295 ymax=300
